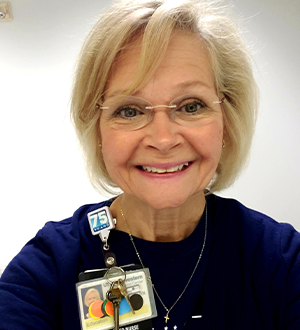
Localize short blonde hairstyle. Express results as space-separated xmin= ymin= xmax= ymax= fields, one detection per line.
xmin=84 ymin=288 xmax=100 ymax=307
xmin=71 ymin=0 xmax=258 ymax=194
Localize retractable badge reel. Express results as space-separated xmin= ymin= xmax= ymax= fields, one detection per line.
xmin=87 ymin=206 xmax=117 ymax=267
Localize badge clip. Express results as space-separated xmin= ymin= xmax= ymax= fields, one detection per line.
xmin=87 ymin=206 xmax=117 ymax=267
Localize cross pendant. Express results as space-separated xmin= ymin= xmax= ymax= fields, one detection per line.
xmin=164 ymin=314 xmax=170 ymax=323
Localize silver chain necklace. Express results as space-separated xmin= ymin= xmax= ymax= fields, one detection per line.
xmin=120 ymin=205 xmax=208 ymax=323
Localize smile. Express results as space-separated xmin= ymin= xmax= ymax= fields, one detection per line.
xmin=140 ymin=162 xmax=190 ymax=173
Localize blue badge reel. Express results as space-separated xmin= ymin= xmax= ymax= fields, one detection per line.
xmin=87 ymin=206 xmax=116 ymax=243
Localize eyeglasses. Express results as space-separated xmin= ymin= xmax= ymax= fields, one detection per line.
xmin=97 ymin=93 xmax=225 ymax=131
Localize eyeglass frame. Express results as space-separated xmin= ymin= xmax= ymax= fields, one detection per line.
xmin=96 ymin=93 xmax=225 ymax=131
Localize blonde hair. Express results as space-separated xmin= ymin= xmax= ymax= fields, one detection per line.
xmin=84 ymin=288 xmax=100 ymax=307
xmin=71 ymin=0 xmax=258 ymax=194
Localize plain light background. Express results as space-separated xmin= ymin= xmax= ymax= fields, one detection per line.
xmin=1 ymin=0 xmax=299 ymax=269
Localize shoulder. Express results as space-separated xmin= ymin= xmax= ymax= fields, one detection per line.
xmin=2 ymin=198 xmax=114 ymax=281
xmin=37 ymin=199 xmax=114 ymax=247
xmin=208 ymin=194 xmax=300 ymax=278
xmin=0 ymin=199 xmax=115 ymax=329
xmin=210 ymin=194 xmax=300 ymax=287
xmin=206 ymin=195 xmax=300 ymax=327
xmin=210 ymin=194 xmax=299 ymax=243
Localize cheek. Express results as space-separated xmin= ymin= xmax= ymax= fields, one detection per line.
xmin=100 ymin=125 xmax=119 ymax=170
xmin=101 ymin=135 xmax=120 ymax=167
xmin=194 ymin=121 xmax=223 ymax=153
xmin=100 ymin=126 xmax=134 ymax=170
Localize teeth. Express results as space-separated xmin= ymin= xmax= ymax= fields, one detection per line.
xmin=142 ymin=162 xmax=189 ymax=173
xmin=156 ymin=168 xmax=167 ymax=173
xmin=166 ymin=166 xmax=179 ymax=173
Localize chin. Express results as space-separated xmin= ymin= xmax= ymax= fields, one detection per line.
xmin=141 ymin=194 xmax=194 ymax=210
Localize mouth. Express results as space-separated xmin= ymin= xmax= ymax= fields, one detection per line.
xmin=137 ymin=162 xmax=192 ymax=174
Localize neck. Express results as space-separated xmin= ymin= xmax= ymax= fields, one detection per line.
xmin=110 ymin=192 xmax=206 ymax=242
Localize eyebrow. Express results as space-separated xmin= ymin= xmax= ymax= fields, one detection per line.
xmin=104 ymin=80 xmax=215 ymax=101
xmin=170 ymin=80 xmax=214 ymax=93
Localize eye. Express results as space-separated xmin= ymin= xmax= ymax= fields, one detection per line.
xmin=178 ymin=99 xmax=206 ymax=114
xmin=114 ymin=105 xmax=143 ymax=119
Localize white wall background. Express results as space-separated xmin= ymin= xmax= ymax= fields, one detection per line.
xmin=1 ymin=0 xmax=299 ymax=269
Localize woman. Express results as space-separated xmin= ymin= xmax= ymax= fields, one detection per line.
xmin=0 ymin=0 xmax=299 ymax=329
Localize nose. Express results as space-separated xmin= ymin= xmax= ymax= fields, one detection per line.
xmin=142 ymin=110 xmax=182 ymax=152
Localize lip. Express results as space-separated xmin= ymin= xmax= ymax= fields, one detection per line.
xmin=136 ymin=161 xmax=193 ymax=177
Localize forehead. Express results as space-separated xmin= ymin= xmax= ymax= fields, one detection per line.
xmin=105 ymin=31 xmax=216 ymax=98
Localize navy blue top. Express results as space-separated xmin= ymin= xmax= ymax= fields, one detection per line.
xmin=1 ymin=194 xmax=300 ymax=329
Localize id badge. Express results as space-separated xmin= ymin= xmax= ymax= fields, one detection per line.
xmin=77 ymin=266 xmax=157 ymax=330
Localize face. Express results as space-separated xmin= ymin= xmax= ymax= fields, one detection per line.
xmin=100 ymin=31 xmax=224 ymax=210
xmin=86 ymin=291 xmax=98 ymax=306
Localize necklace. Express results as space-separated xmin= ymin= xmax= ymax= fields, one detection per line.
xmin=119 ymin=205 xmax=208 ymax=323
